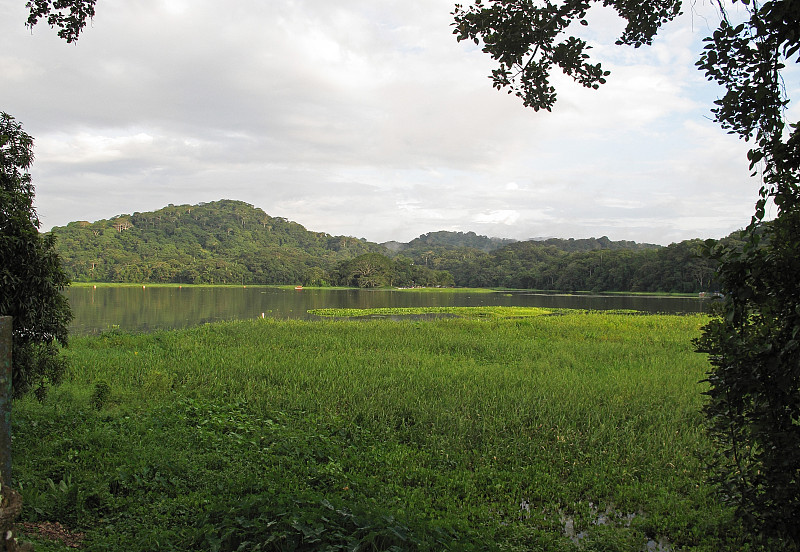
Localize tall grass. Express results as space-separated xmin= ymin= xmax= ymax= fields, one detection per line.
xmin=14 ymin=310 xmax=749 ymax=551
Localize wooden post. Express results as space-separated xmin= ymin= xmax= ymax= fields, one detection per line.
xmin=0 ymin=316 xmax=12 ymax=486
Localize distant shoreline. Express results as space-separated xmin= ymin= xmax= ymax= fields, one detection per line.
xmin=67 ymin=281 xmax=700 ymax=298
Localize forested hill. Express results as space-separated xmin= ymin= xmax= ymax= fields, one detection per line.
xmin=49 ymin=199 xmax=734 ymax=292
xmin=368 ymin=233 xmax=735 ymax=293
xmin=383 ymin=231 xmax=517 ymax=253
xmin=531 ymin=236 xmax=660 ymax=251
xmin=50 ymin=200 xmax=387 ymax=284
xmin=429 ymin=238 xmax=722 ymax=292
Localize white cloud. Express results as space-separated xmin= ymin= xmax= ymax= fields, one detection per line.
xmin=38 ymin=131 xmax=155 ymax=164
xmin=0 ymin=0 xmax=767 ymax=244
xmin=473 ymin=210 xmax=521 ymax=225
xmin=597 ymin=198 xmax=645 ymax=209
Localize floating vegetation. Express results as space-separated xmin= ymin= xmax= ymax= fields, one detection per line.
xmin=308 ymin=305 xmax=555 ymax=318
xmin=14 ymin=310 xmax=751 ymax=551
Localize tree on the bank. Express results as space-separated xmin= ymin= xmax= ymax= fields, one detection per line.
xmin=0 ymin=113 xmax=73 ymax=398
xmin=332 ymin=253 xmax=455 ymax=288
xmin=455 ymin=0 xmax=799 ymax=544
xmin=339 ymin=253 xmax=394 ymax=288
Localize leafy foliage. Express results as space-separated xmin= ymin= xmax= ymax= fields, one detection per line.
xmin=51 ymin=200 xmax=387 ymax=285
xmin=452 ymin=0 xmax=681 ymax=110
xmin=696 ymin=0 xmax=800 ymax=216
xmin=386 ymin=230 xmax=517 ymax=253
xmin=25 ymin=0 xmax=96 ymax=43
xmin=0 ymin=112 xmax=72 ymax=398
xmin=332 ymin=253 xmax=455 ymax=288
xmin=692 ymin=0 xmax=800 ymax=544
xmin=696 ymin=213 xmax=800 ymax=544
xmin=405 ymin=235 xmax=726 ymax=292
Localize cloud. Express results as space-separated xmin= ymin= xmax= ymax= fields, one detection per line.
xmin=37 ymin=131 xmax=156 ymax=164
xmin=0 ymin=0 xmax=765 ymax=245
xmin=473 ymin=210 xmax=521 ymax=225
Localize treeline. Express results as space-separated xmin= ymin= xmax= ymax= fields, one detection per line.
xmin=330 ymin=253 xmax=453 ymax=288
xmin=402 ymin=239 xmax=723 ymax=293
xmin=50 ymin=199 xmax=735 ymax=292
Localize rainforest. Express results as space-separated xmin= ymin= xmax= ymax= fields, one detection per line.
xmin=50 ymin=199 xmax=733 ymax=293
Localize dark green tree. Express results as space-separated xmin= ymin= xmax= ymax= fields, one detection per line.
xmin=692 ymin=0 xmax=800 ymax=542
xmin=24 ymin=0 xmax=97 ymax=43
xmin=337 ymin=253 xmax=394 ymax=288
xmin=1 ymin=0 xmax=96 ymax=401
xmin=452 ymin=0 xmax=680 ymax=110
xmin=0 ymin=113 xmax=73 ymax=398
xmin=455 ymin=0 xmax=799 ymax=544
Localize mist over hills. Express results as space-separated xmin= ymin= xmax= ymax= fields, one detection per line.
xmin=49 ymin=199 xmax=727 ymax=292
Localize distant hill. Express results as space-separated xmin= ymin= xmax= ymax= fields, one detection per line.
xmin=385 ymin=232 xmax=659 ymax=256
xmin=530 ymin=236 xmax=661 ymax=252
xmin=48 ymin=199 xmax=727 ymax=292
xmin=383 ymin=232 xmax=661 ymax=274
xmin=384 ymin=231 xmax=517 ymax=253
xmin=50 ymin=199 xmax=386 ymax=284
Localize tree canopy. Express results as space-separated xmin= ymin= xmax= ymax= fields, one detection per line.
xmin=453 ymin=0 xmax=798 ymax=210
xmin=692 ymin=4 xmax=800 ymax=541
xmin=24 ymin=0 xmax=96 ymax=43
xmin=0 ymin=112 xmax=72 ymax=398
xmin=1 ymin=0 xmax=92 ymax=398
xmin=452 ymin=0 xmax=681 ymax=110
xmin=50 ymin=200 xmax=387 ymax=286
xmin=49 ymin=199 xmax=725 ymax=293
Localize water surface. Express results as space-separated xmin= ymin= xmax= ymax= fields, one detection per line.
xmin=67 ymin=286 xmax=709 ymax=335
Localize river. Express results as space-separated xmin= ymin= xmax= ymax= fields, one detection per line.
xmin=66 ymin=286 xmax=711 ymax=335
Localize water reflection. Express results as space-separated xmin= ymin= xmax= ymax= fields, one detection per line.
xmin=67 ymin=286 xmax=709 ymax=335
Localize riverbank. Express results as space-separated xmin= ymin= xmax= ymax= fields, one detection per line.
xmin=69 ymin=282 xmax=362 ymax=291
xmin=70 ymin=281 xmax=698 ymax=297
xmin=14 ymin=309 xmax=752 ymax=551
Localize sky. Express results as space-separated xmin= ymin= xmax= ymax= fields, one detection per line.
xmin=1 ymin=0 xmax=795 ymax=245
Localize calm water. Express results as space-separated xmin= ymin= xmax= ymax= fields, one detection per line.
xmin=66 ymin=286 xmax=710 ymax=335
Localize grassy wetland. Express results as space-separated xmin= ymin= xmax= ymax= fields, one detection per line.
xmin=14 ymin=308 xmax=749 ymax=551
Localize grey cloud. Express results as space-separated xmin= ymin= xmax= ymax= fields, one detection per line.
xmin=1 ymin=0 xmax=762 ymax=244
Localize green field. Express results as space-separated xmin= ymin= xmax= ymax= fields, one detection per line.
xmin=13 ymin=308 xmax=752 ymax=551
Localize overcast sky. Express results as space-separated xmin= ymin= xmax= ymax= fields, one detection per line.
xmin=2 ymin=0 xmax=794 ymax=245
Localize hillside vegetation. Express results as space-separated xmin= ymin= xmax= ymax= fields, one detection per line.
xmin=52 ymin=200 xmax=384 ymax=285
xmin=50 ymin=199 xmax=733 ymax=292
xmin=384 ymin=230 xmax=517 ymax=253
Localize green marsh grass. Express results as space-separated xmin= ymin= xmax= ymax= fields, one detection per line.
xmin=308 ymin=305 xmax=554 ymax=317
xmin=13 ymin=309 xmax=750 ymax=550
